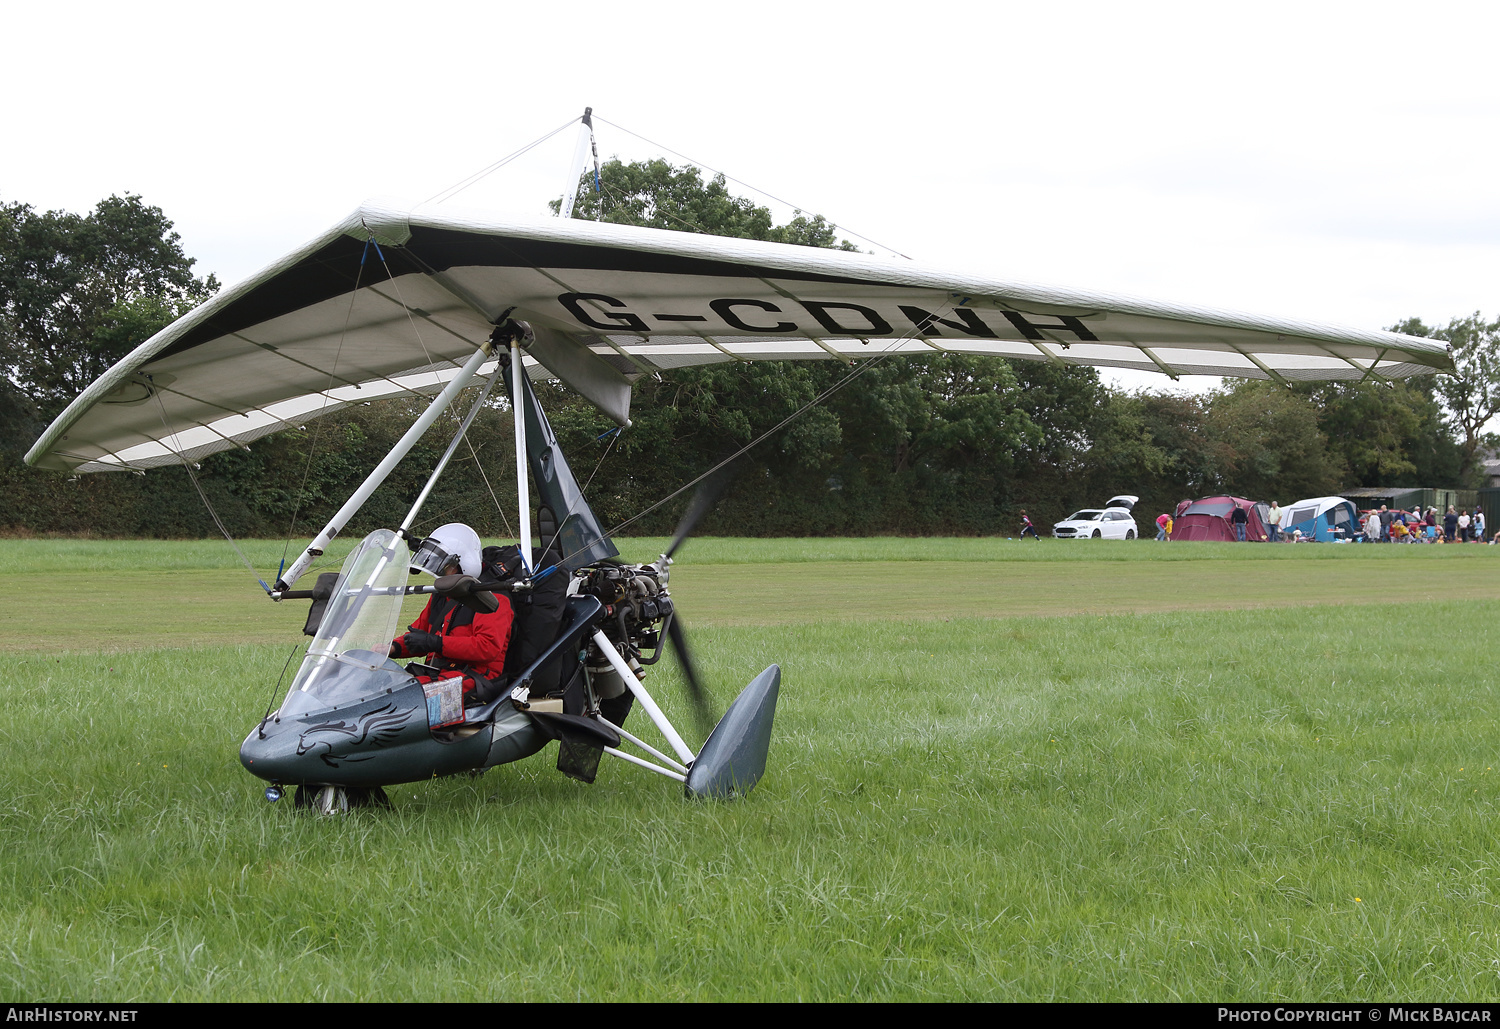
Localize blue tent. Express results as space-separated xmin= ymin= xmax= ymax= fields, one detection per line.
xmin=1281 ymin=496 xmax=1359 ymax=541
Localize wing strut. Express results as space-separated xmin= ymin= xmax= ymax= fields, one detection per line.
xmin=273 ymin=340 xmax=494 ymax=591
xmin=398 ymin=363 xmax=505 ymax=534
xmin=1135 ymin=344 xmax=1183 ymax=381
xmin=510 ymin=327 xmax=534 ymax=574
xmin=1225 ymin=342 xmax=1291 ymax=387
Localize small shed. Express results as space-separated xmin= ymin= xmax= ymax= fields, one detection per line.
xmin=1340 ymin=487 xmax=1477 ymax=517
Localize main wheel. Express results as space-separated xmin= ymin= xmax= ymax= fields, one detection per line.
xmin=294 ymin=784 xmax=348 ymax=815
xmin=346 ymin=786 xmax=391 ymax=810
xmin=1091 ymin=529 xmax=1102 ymax=539
xmin=1126 ymin=529 xmax=1136 ymax=540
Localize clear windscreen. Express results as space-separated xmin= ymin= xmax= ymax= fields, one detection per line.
xmin=280 ymin=529 xmax=414 ymax=718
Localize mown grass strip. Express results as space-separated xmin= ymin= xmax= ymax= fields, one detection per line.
xmin=10 ymin=546 xmax=1497 ymax=653
xmin=4 ymin=535 xmax=1496 ymax=576
xmin=2 ymin=601 xmax=1499 ymax=1000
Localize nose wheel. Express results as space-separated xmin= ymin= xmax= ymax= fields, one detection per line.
xmin=292 ymin=785 xmax=390 ymax=813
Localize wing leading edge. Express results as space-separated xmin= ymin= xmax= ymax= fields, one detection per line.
xmin=27 ymin=197 xmax=1452 ymax=474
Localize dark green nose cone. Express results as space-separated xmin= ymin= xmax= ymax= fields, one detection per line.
xmin=685 ymin=664 xmax=779 ymax=799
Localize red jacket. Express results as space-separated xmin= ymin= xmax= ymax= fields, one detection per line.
xmin=392 ymin=595 xmax=513 ymax=687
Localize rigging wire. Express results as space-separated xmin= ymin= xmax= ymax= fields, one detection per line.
xmin=463 ymin=433 xmax=514 ymax=538
xmin=425 ymin=117 xmax=581 ymax=206
xmin=593 ymin=115 xmax=914 ymax=260
xmin=560 ymin=115 xmax=937 ymax=541
xmin=591 ymin=179 xmax=733 ymax=239
xmin=581 ymin=426 xmax=622 ymax=496
xmin=604 ymin=338 xmax=922 ymax=541
xmin=257 ymin=641 xmax=306 ymax=732
xmin=374 ymin=242 xmax=439 ymax=374
xmin=395 ymin=378 xmax=520 ymax=541
xmin=150 ymin=391 xmax=269 ymax=593
xmin=410 ymin=404 xmax=519 ymax=539
xmin=278 ymin=234 xmax=374 ymax=578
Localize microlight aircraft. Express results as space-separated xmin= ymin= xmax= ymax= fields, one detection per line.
xmin=26 ymin=176 xmax=1453 ymax=811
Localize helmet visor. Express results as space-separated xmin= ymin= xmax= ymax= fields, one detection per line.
xmin=409 ymin=537 xmax=456 ymax=577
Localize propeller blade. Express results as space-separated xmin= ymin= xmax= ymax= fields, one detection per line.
xmin=664 ymin=462 xmax=738 ymax=562
xmin=666 ymin=614 xmax=715 ymax=739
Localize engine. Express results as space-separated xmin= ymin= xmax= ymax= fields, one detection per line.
xmin=570 ymin=560 xmax=675 ymax=699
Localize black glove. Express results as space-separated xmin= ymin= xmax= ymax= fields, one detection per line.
xmin=402 ymin=630 xmax=443 ymax=656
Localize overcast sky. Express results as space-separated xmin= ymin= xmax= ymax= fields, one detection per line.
xmin=7 ymin=1 xmax=1499 ymax=403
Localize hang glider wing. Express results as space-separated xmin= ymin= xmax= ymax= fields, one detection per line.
xmin=27 ymin=198 xmax=1453 ymax=474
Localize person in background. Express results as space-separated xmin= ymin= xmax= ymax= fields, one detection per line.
xmin=1267 ymin=501 xmax=1283 ymax=542
xmin=1232 ymin=502 xmax=1248 ymax=541
xmin=1019 ymin=510 xmax=1040 ymax=540
xmin=1444 ymin=506 xmax=1458 ymax=542
xmin=1475 ymin=508 xmax=1486 ymax=543
xmin=1156 ymin=512 xmax=1171 ymax=541
xmin=1458 ymin=509 xmax=1471 ymax=542
xmin=1364 ymin=510 xmax=1381 ymax=542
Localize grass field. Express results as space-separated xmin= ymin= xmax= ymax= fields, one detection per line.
xmin=2 ymin=538 xmax=1498 ymax=1000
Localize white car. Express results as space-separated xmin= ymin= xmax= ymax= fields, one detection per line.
xmin=1052 ymin=495 xmax=1140 ymax=539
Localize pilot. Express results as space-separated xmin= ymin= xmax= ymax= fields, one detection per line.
xmin=390 ymin=522 xmax=513 ymax=703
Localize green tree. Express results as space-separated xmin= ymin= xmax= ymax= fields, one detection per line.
xmin=0 ymin=196 xmax=229 ymax=537
xmin=1391 ymin=314 xmax=1499 ymax=485
xmin=1074 ymin=390 xmax=1230 ymax=523
xmin=552 ymin=158 xmax=859 ymax=250
xmin=1207 ymin=382 xmax=1343 ymax=501
xmin=0 ymin=195 xmax=219 ymax=426
xmin=1291 ymin=377 xmax=1460 ymax=488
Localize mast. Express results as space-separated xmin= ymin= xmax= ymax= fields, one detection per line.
xmin=558 ymin=107 xmax=596 ymax=221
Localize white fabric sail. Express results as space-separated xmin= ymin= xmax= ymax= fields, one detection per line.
xmin=27 ymin=197 xmax=1453 ymax=474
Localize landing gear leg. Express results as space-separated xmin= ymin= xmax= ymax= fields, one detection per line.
xmin=293 ymin=785 xmax=390 ymax=813
xmin=599 ymin=691 xmax=634 ymax=728
xmin=295 ymin=785 xmax=348 ymax=814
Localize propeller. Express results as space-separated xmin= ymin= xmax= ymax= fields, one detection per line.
xmin=666 ymin=614 xmax=714 ymax=740
xmin=659 ymin=461 xmax=739 ymax=738
xmin=663 ymin=462 xmax=737 ymax=562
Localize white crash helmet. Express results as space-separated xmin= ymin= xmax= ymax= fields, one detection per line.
xmin=409 ymin=523 xmax=482 ymax=578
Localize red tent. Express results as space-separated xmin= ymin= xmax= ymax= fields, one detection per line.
xmin=1172 ymin=496 xmax=1270 ymax=542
